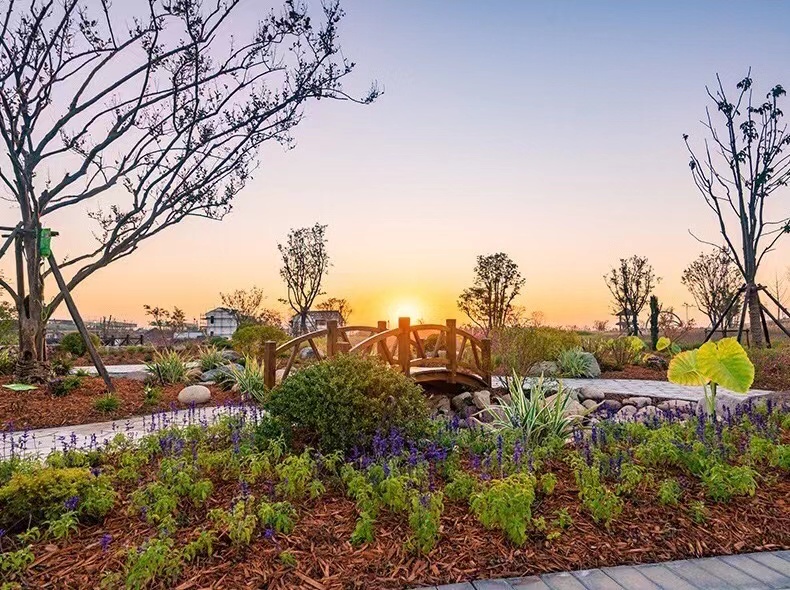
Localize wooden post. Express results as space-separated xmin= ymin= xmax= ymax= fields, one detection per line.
xmin=47 ymin=254 xmax=114 ymax=392
xmin=326 ymin=319 xmax=338 ymax=358
xmin=375 ymin=320 xmax=387 ymax=359
xmin=263 ymin=341 xmax=277 ymax=390
xmin=480 ymin=337 xmax=492 ymax=387
xmin=336 ymin=340 xmax=351 ymax=354
xmin=398 ymin=317 xmax=411 ymax=377
xmin=14 ymin=233 xmax=25 ymax=348
xmin=446 ymin=319 xmax=457 ymax=384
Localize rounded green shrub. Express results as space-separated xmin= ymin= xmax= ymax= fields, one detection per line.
xmin=59 ymin=331 xmax=101 ymax=357
xmin=232 ymin=324 xmax=289 ymax=359
xmin=265 ymin=355 xmax=429 ymax=453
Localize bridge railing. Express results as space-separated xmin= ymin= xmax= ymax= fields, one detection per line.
xmin=263 ymin=317 xmax=491 ymax=389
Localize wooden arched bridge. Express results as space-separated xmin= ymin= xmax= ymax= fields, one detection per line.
xmin=262 ymin=318 xmax=492 ymax=390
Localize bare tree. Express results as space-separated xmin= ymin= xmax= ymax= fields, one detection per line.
xmin=0 ymin=0 xmax=377 ymax=378
xmin=220 ymin=286 xmax=282 ymax=327
xmin=317 ymin=297 xmax=352 ymax=324
xmin=458 ymin=253 xmax=525 ymax=335
xmin=279 ymin=224 xmax=330 ymax=334
xmin=604 ymin=255 xmax=659 ymax=336
xmin=684 ymin=72 xmax=790 ymax=347
xmin=681 ymin=249 xmax=742 ymax=330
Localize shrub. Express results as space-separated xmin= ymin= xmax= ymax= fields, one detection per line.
xmin=556 ymin=347 xmax=598 ymax=377
xmin=494 ymin=326 xmax=581 ymax=374
xmin=605 ymin=336 xmax=645 ymax=370
xmin=700 ymin=463 xmax=757 ymax=502
xmin=470 ymin=473 xmax=536 ymax=545
xmin=50 ymin=354 xmax=74 ymax=377
xmin=207 ymin=336 xmax=233 ymax=350
xmin=146 ymin=350 xmax=192 ymax=385
xmin=197 ymin=345 xmax=226 ymax=372
xmin=657 ymin=478 xmax=682 ymax=506
xmin=232 ymin=324 xmax=289 ymax=358
xmin=94 ymin=393 xmax=120 ymax=414
xmin=0 ymin=467 xmax=115 ymax=528
xmin=265 ymin=355 xmax=429 ymax=453
xmin=0 ymin=347 xmax=14 ymax=375
xmin=59 ymin=331 xmax=100 ymax=357
xmin=48 ymin=375 xmax=82 ymax=397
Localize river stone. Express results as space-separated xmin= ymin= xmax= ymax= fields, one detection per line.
xmin=634 ymin=405 xmax=659 ymax=422
xmin=178 ymin=384 xmax=211 ymax=404
xmin=657 ymin=399 xmax=696 ymax=414
xmin=451 ymin=392 xmax=473 ymax=412
xmin=564 ymin=399 xmax=587 ymax=417
xmin=622 ymin=396 xmax=652 ymax=409
xmin=579 ymin=352 xmax=601 ymax=378
xmin=299 ymin=347 xmax=316 ymax=360
xmin=614 ymin=405 xmax=638 ymax=422
xmin=200 ymin=364 xmax=242 ymax=383
xmin=472 ymin=390 xmax=492 ymax=410
xmin=493 ymin=393 xmax=512 ymax=406
xmin=582 ymin=399 xmax=599 ymax=410
xmin=599 ymin=399 xmax=622 ymax=412
xmin=578 ymin=387 xmax=605 ymax=401
xmin=644 ymin=354 xmax=669 ymax=371
xmin=426 ymin=394 xmax=452 ymax=415
xmin=221 ymin=350 xmax=242 ymax=362
xmin=528 ymin=361 xmax=559 ymax=377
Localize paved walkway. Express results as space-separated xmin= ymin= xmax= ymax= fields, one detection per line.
xmin=415 ymin=550 xmax=790 ymax=589
xmin=0 ymin=403 xmax=255 ymax=459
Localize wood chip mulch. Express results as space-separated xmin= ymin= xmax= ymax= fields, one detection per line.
xmin=0 ymin=377 xmax=240 ymax=431
xmin=19 ymin=462 xmax=790 ymax=589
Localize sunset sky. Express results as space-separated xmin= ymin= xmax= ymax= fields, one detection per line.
xmin=3 ymin=0 xmax=790 ymax=329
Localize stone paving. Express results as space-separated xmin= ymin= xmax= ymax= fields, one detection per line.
xmin=0 ymin=403 xmax=256 ymax=459
xmin=414 ymin=550 xmax=790 ymax=590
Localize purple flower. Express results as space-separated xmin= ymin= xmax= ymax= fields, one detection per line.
xmin=0 ymin=528 xmax=6 ymax=538
xmin=64 ymin=495 xmax=80 ymax=512
xmin=100 ymin=533 xmax=112 ymax=552
xmin=513 ymin=440 xmax=523 ymax=466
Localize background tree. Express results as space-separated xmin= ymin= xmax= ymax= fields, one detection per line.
xmin=317 ymin=297 xmax=353 ymax=324
xmin=0 ymin=0 xmax=377 ymax=377
xmin=279 ymin=224 xmax=330 ymax=334
xmin=684 ymin=73 xmax=790 ymax=347
xmin=143 ymin=305 xmax=171 ymax=335
xmin=604 ymin=255 xmax=659 ymax=336
xmin=220 ymin=286 xmax=282 ymax=327
xmin=169 ymin=308 xmax=187 ymax=336
xmin=771 ymin=272 xmax=787 ymax=321
xmin=681 ymin=249 xmax=742 ymax=331
xmin=458 ymin=253 xmax=525 ymax=335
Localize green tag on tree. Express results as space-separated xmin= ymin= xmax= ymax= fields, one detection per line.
xmin=39 ymin=228 xmax=52 ymax=257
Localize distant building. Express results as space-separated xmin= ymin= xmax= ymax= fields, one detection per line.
xmin=289 ymin=310 xmax=344 ymax=335
xmin=201 ymin=307 xmax=238 ymax=338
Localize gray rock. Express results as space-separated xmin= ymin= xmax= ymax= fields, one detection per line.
xmin=579 ymin=387 xmax=605 ymax=401
xmin=472 ymin=390 xmax=492 ymax=410
xmin=125 ymin=371 xmax=150 ymax=382
xmin=579 ymin=352 xmax=601 ymax=378
xmin=221 ymin=350 xmax=242 ymax=362
xmin=564 ymin=399 xmax=587 ymax=417
xmin=426 ymin=394 xmax=452 ymax=415
xmin=178 ymin=384 xmax=211 ymax=405
xmin=696 ymin=390 xmax=790 ymax=421
xmin=634 ymin=405 xmax=659 ymax=422
xmin=528 ymin=361 xmax=559 ymax=377
xmin=451 ymin=392 xmax=473 ymax=412
xmin=492 ymin=393 xmax=512 ymax=406
xmin=200 ymin=364 xmax=242 ymax=383
xmin=582 ymin=399 xmax=599 ymax=410
xmin=599 ymin=399 xmax=622 ymax=412
xmin=614 ymin=405 xmax=638 ymax=422
xmin=657 ymin=399 xmax=696 ymax=414
xmin=644 ymin=354 xmax=669 ymax=371
xmin=299 ymin=347 xmax=316 ymax=360
xmin=622 ymin=396 xmax=652 ymax=409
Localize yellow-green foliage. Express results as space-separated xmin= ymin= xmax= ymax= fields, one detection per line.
xmin=0 ymin=467 xmax=115 ymax=527
xmin=470 ymin=473 xmax=536 ymax=545
xmin=494 ymin=326 xmax=581 ymax=374
xmin=232 ymin=324 xmax=289 ymax=358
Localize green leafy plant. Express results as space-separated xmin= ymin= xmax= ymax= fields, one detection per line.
xmin=539 ymin=472 xmax=557 ymax=495
xmin=278 ymin=550 xmax=298 ymax=567
xmin=483 ymin=372 xmax=576 ymax=446
xmin=470 ymin=473 xmax=536 ymax=545
xmin=123 ymin=537 xmax=181 ymax=590
xmin=142 ymin=385 xmax=163 ymax=407
xmin=48 ymin=375 xmax=82 ymax=397
xmin=606 ymin=336 xmax=645 ymax=369
xmin=668 ymin=338 xmax=754 ymax=420
xmin=197 ymin=345 xmax=226 ymax=372
xmin=657 ymin=478 xmax=683 ymax=506
xmin=266 ymin=355 xmax=429 ymax=453
xmin=46 ymin=510 xmax=79 ymax=539
xmin=569 ymin=454 xmax=622 ymax=526
xmin=556 ymin=347 xmax=597 ymax=378
xmin=700 ymin=463 xmax=757 ymax=502
xmin=182 ymin=530 xmax=216 ymax=563
xmin=59 ymin=331 xmax=100 ymax=357
xmin=209 ymin=499 xmax=258 ymax=546
xmin=0 ymin=545 xmax=35 ymax=580
xmin=227 ymin=356 xmax=268 ymax=401
xmin=93 ymin=393 xmax=120 ymax=414
xmin=407 ymin=492 xmax=443 ymax=554
xmin=258 ymin=501 xmax=297 ymax=534
xmin=146 ymin=350 xmax=193 ymax=385
xmin=552 ymin=507 xmax=573 ymax=529
xmin=495 ymin=326 xmax=581 ymax=375
xmin=231 ymin=324 xmax=289 ymax=358
xmin=50 ymin=354 xmax=74 ymax=377
xmin=688 ymin=500 xmax=708 ymax=524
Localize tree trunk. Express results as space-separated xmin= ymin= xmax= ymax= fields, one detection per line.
xmin=300 ymin=310 xmax=308 ymax=335
xmin=747 ymin=284 xmax=764 ymax=348
xmin=15 ymin=230 xmax=50 ymax=382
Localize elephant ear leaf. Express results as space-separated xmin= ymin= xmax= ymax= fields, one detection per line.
xmin=696 ymin=338 xmax=754 ymax=394
xmin=667 ymin=350 xmax=707 ymax=387
xmin=656 ymin=337 xmax=671 ymax=352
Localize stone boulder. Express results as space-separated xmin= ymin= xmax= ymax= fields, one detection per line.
xmin=178 ymin=384 xmax=212 ymax=405
xmin=614 ymin=405 xmax=638 ymax=422
xmin=657 ymin=399 xmax=696 ymax=415
xmin=578 ymin=387 xmax=605 ymax=401
xmin=299 ymin=347 xmax=316 ymax=360
xmin=696 ymin=390 xmax=790 ymax=421
xmin=472 ymin=390 xmax=492 ymax=410
xmin=622 ymin=396 xmax=652 ymax=409
xmin=644 ymin=354 xmax=669 ymax=371
xmin=426 ymin=394 xmax=452 ymax=416
xmin=634 ymin=405 xmax=659 ymax=422
xmin=221 ymin=349 xmax=242 ymax=363
xmin=200 ymin=364 xmax=242 ymax=383
xmin=528 ymin=361 xmax=559 ymax=377
xmin=582 ymin=399 xmax=599 ymax=411
xmin=599 ymin=399 xmax=622 ymax=413
xmin=579 ymin=352 xmax=601 ymax=378
xmin=451 ymin=392 xmax=473 ymax=412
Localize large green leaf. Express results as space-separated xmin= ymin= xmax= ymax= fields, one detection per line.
xmin=656 ymin=336 xmax=671 ymax=352
xmin=696 ymin=338 xmax=754 ymax=394
xmin=667 ymin=350 xmax=707 ymax=386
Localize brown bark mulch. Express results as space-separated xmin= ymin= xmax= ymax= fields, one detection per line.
xmin=20 ymin=462 xmax=790 ymax=589
xmin=601 ymin=366 xmax=668 ymax=381
xmin=0 ymin=377 xmax=240 ymax=431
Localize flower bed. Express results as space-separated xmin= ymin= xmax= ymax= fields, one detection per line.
xmin=0 ymin=405 xmax=788 ymax=589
